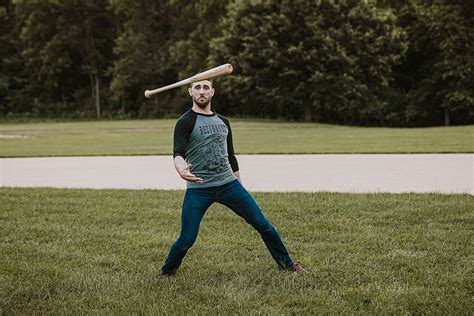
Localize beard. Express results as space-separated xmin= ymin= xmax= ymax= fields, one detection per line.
xmin=194 ymin=96 xmax=211 ymax=108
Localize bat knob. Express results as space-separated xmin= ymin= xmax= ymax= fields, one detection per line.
xmin=144 ymin=90 xmax=152 ymax=98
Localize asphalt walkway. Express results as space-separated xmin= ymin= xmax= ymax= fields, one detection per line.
xmin=1 ymin=154 xmax=472 ymax=194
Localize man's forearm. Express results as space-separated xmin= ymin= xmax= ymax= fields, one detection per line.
xmin=234 ymin=171 xmax=242 ymax=183
xmin=174 ymin=156 xmax=187 ymax=174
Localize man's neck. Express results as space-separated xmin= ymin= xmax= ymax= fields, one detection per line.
xmin=192 ymin=103 xmax=213 ymax=115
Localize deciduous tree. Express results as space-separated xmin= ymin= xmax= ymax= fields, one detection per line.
xmin=210 ymin=0 xmax=407 ymax=125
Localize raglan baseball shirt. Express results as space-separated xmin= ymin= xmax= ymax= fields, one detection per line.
xmin=173 ymin=109 xmax=239 ymax=189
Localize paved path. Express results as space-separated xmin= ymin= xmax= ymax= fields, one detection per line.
xmin=1 ymin=154 xmax=472 ymax=194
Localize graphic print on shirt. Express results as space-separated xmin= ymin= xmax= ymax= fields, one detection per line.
xmin=201 ymin=134 xmax=228 ymax=173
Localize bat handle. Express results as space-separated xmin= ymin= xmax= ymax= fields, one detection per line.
xmin=144 ymin=90 xmax=152 ymax=98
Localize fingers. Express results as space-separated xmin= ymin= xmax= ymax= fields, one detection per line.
xmin=181 ymin=174 xmax=203 ymax=183
xmin=179 ymin=164 xmax=203 ymax=183
xmin=180 ymin=164 xmax=193 ymax=174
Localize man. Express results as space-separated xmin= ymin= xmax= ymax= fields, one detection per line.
xmin=159 ymin=79 xmax=306 ymax=277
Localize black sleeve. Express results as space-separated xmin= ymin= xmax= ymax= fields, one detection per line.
xmin=173 ymin=111 xmax=196 ymax=159
xmin=218 ymin=114 xmax=239 ymax=172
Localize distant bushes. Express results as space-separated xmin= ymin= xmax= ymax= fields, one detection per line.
xmin=0 ymin=0 xmax=472 ymax=126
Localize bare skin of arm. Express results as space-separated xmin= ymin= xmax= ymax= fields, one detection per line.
xmin=234 ymin=171 xmax=242 ymax=184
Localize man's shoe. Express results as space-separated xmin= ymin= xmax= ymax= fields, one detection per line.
xmin=289 ymin=261 xmax=306 ymax=273
xmin=159 ymin=272 xmax=174 ymax=279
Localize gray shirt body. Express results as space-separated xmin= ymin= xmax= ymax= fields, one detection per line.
xmin=173 ymin=110 xmax=239 ymax=189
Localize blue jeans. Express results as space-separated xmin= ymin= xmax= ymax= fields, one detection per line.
xmin=161 ymin=179 xmax=294 ymax=274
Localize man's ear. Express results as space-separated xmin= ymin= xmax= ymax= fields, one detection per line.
xmin=188 ymin=87 xmax=192 ymax=96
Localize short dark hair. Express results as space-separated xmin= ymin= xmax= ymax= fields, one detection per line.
xmin=189 ymin=78 xmax=213 ymax=88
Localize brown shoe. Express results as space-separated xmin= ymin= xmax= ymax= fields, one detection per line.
xmin=159 ymin=272 xmax=174 ymax=279
xmin=289 ymin=261 xmax=307 ymax=273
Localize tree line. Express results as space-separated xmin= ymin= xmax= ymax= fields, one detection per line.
xmin=1 ymin=0 xmax=472 ymax=126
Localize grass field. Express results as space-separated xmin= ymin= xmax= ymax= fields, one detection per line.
xmin=1 ymin=188 xmax=472 ymax=314
xmin=0 ymin=119 xmax=472 ymax=157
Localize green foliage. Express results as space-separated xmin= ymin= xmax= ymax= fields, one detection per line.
xmin=109 ymin=0 xmax=169 ymax=116
xmin=0 ymin=0 xmax=22 ymax=115
xmin=5 ymin=0 xmax=115 ymax=117
xmin=394 ymin=0 xmax=474 ymax=125
xmin=108 ymin=0 xmax=226 ymax=117
xmin=0 ymin=0 xmax=472 ymax=125
xmin=209 ymin=0 xmax=407 ymax=124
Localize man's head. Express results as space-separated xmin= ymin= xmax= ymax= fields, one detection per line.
xmin=189 ymin=79 xmax=214 ymax=109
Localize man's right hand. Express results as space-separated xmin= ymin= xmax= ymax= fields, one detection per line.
xmin=178 ymin=164 xmax=203 ymax=183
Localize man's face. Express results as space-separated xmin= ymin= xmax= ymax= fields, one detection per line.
xmin=189 ymin=80 xmax=214 ymax=108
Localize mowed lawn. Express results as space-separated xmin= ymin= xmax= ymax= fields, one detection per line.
xmin=1 ymin=188 xmax=472 ymax=314
xmin=0 ymin=119 xmax=472 ymax=157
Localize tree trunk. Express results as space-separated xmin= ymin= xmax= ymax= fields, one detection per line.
xmin=444 ymin=108 xmax=450 ymax=126
xmin=95 ymin=74 xmax=101 ymax=118
xmin=121 ymin=95 xmax=125 ymax=116
xmin=304 ymin=104 xmax=312 ymax=122
xmin=89 ymin=74 xmax=95 ymax=105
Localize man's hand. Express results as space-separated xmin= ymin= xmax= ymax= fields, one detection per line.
xmin=174 ymin=156 xmax=203 ymax=183
xmin=178 ymin=164 xmax=203 ymax=183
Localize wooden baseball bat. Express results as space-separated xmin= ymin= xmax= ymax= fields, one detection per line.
xmin=144 ymin=63 xmax=233 ymax=98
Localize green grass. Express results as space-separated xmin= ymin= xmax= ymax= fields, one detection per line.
xmin=0 ymin=119 xmax=472 ymax=157
xmin=1 ymin=188 xmax=472 ymax=314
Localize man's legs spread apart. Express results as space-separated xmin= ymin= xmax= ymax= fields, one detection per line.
xmin=218 ymin=180 xmax=294 ymax=269
xmin=161 ymin=188 xmax=214 ymax=275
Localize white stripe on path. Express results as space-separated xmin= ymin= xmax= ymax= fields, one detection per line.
xmin=1 ymin=154 xmax=472 ymax=194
